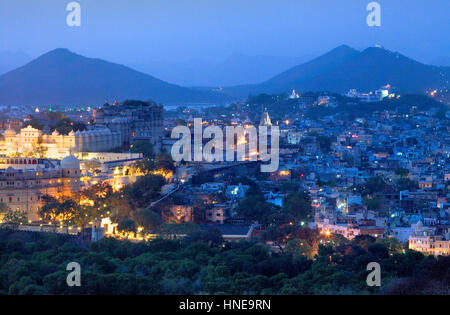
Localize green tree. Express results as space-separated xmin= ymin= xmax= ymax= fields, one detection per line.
xmin=364 ymin=176 xmax=388 ymax=195
xmin=394 ymin=167 xmax=409 ymax=178
xmin=24 ymin=118 xmax=44 ymax=130
xmin=117 ymin=219 xmax=137 ymax=238
xmin=317 ymin=135 xmax=334 ymax=153
xmin=395 ymin=178 xmax=418 ymax=191
xmin=375 ymin=237 xmax=404 ymax=254
xmin=133 ymin=208 xmax=163 ymax=232
xmin=155 ymin=152 xmax=175 ymax=172
xmin=0 ymin=202 xmax=10 ymax=214
xmin=57 ymin=199 xmax=79 ymax=231
xmin=235 ymin=194 xmax=276 ymax=224
xmin=79 ymin=182 xmax=113 ymax=203
xmin=130 ymin=140 xmax=154 ymax=158
xmin=2 ymin=209 xmax=27 ymax=229
xmin=39 ymin=198 xmax=60 ymax=225
xmin=123 ymin=174 xmax=165 ymax=208
xmin=363 ymin=197 xmax=383 ymax=211
xmin=107 ymin=195 xmax=133 ymax=224
xmin=280 ymin=182 xmax=299 ymax=193
xmin=282 ymin=192 xmax=313 ymax=224
xmin=130 ymin=158 xmax=155 ymax=175
xmin=54 ymin=118 xmax=86 ymax=135
xmin=368 ymin=243 xmax=389 ymax=260
xmin=183 ymin=228 xmax=224 ymax=248
xmin=285 ymin=238 xmax=315 ymax=259
xmin=160 ymin=223 xmax=200 ymax=239
xmin=352 ymin=235 xmax=376 ymax=250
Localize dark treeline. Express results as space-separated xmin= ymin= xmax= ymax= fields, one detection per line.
xmin=0 ymin=229 xmax=448 ymax=295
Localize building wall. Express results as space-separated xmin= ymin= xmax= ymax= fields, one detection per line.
xmin=94 ymin=102 xmax=164 ymax=151
xmin=0 ymin=157 xmax=81 ymax=221
xmin=409 ymin=235 xmax=450 ymax=256
xmin=0 ymin=125 xmax=123 ymax=158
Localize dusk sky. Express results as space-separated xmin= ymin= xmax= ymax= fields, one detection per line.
xmin=0 ymin=0 xmax=449 ymax=64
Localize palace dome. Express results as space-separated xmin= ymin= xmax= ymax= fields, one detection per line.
xmin=60 ymin=155 xmax=80 ymax=169
xmin=3 ymin=128 xmax=16 ymax=136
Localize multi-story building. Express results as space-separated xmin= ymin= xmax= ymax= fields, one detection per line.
xmin=206 ymin=204 xmax=227 ymax=224
xmin=0 ymin=101 xmax=163 ymax=158
xmin=0 ymin=156 xmax=81 ymax=221
xmin=408 ymin=221 xmax=450 ymax=256
xmin=0 ymin=125 xmax=122 ymax=158
xmin=409 ymin=235 xmax=450 ymax=256
xmin=94 ymin=100 xmax=164 ymax=151
xmin=315 ymin=218 xmax=385 ymax=240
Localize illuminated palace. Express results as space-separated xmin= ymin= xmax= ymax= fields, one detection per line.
xmin=94 ymin=100 xmax=164 ymax=151
xmin=0 ymin=156 xmax=81 ymax=221
xmin=0 ymin=125 xmax=123 ymax=158
xmin=0 ymin=101 xmax=164 ymax=158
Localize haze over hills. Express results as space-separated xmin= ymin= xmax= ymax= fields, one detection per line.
xmin=0 ymin=46 xmax=449 ymax=108
xmin=224 ymin=45 xmax=450 ymax=97
xmin=430 ymin=56 xmax=450 ymax=67
xmin=129 ymin=53 xmax=311 ymax=87
xmin=0 ymin=51 xmax=32 ymax=75
xmin=0 ymin=49 xmax=226 ymax=107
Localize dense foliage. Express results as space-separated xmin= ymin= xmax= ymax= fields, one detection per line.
xmin=0 ymin=229 xmax=448 ymax=295
xmin=24 ymin=112 xmax=87 ymax=135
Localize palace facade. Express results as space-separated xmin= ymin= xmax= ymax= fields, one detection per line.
xmin=94 ymin=100 xmax=164 ymax=151
xmin=0 ymin=101 xmax=164 ymax=158
xmin=0 ymin=125 xmax=122 ymax=158
xmin=0 ymin=156 xmax=81 ymax=221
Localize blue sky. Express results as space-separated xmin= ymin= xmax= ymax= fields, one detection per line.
xmin=0 ymin=0 xmax=449 ymax=64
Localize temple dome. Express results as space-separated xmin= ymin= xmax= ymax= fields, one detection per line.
xmin=259 ymin=109 xmax=272 ymax=126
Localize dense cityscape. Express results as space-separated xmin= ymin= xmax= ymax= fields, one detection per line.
xmin=0 ymin=83 xmax=449 ymax=294
xmin=0 ymin=0 xmax=449 ymax=301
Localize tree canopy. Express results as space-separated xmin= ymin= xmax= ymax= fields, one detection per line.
xmin=0 ymin=229 xmax=447 ymax=295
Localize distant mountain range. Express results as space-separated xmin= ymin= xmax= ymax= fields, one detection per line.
xmin=129 ymin=53 xmax=312 ymax=87
xmin=0 ymin=46 xmax=448 ymax=107
xmin=0 ymin=49 xmax=226 ymax=107
xmin=224 ymin=45 xmax=450 ymax=97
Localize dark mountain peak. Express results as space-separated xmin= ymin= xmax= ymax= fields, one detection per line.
xmin=358 ymin=46 xmax=424 ymax=66
xmin=317 ymin=45 xmax=360 ymax=60
xmin=47 ymin=47 xmax=73 ymax=54
xmin=226 ymin=45 xmax=449 ymax=97
xmin=39 ymin=48 xmax=79 ymax=59
xmin=27 ymin=48 xmax=88 ymax=68
xmin=314 ymin=45 xmax=359 ymax=62
xmin=261 ymin=45 xmax=359 ymax=89
xmin=0 ymin=48 xmax=226 ymax=106
xmin=361 ymin=46 xmax=394 ymax=56
xmin=330 ymin=44 xmax=359 ymax=54
xmin=360 ymin=46 xmax=412 ymax=60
